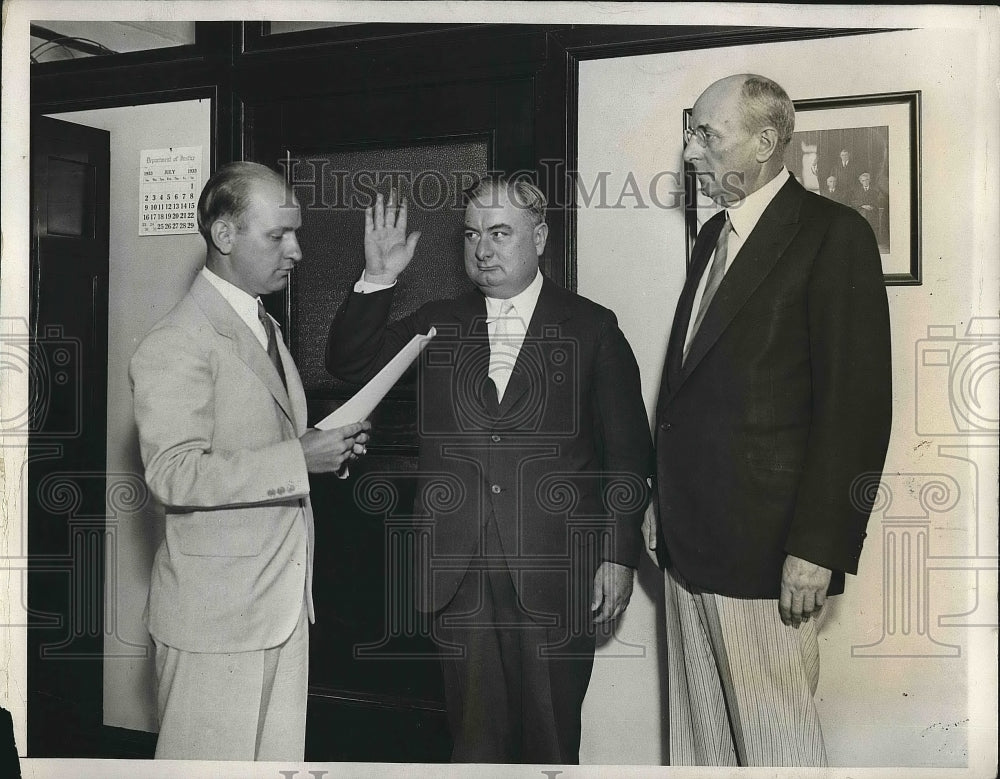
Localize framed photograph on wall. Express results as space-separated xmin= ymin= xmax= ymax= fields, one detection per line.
xmin=685 ymin=90 xmax=922 ymax=285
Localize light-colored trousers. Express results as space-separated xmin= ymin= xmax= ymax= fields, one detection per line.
xmin=665 ymin=567 xmax=828 ymax=767
xmin=153 ymin=604 xmax=308 ymax=761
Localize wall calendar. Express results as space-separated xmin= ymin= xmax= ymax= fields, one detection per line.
xmin=139 ymin=146 xmax=202 ymax=236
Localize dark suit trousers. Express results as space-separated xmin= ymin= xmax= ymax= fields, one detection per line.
xmin=434 ymin=517 xmax=596 ymax=764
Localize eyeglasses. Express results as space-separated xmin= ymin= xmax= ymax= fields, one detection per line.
xmin=683 ymin=126 xmax=715 ymax=147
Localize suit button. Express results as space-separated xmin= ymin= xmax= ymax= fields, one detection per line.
xmin=277 ymin=487 xmax=285 ymax=495
xmin=491 ymin=484 xmax=502 ymax=494
xmin=660 ymin=421 xmax=672 ymax=431
xmin=491 ymin=434 xmax=501 ymax=443
xmin=267 ymin=489 xmax=276 ymax=497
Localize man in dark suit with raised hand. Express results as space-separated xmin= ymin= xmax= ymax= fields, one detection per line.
xmin=647 ymin=75 xmax=891 ymax=766
xmin=326 ymin=176 xmax=652 ymax=764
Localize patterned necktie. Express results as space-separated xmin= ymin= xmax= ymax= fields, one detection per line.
xmin=684 ymin=211 xmax=731 ymax=362
xmin=488 ymin=299 xmax=519 ymax=401
xmin=257 ymin=299 xmax=286 ymax=388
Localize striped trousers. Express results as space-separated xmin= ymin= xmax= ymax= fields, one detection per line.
xmin=664 ymin=567 xmax=828 ymax=767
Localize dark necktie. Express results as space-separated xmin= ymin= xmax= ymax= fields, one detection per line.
xmin=684 ymin=212 xmax=731 ymax=362
xmin=257 ymin=299 xmax=286 ymax=388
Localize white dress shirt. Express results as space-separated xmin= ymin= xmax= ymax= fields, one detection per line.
xmin=355 ymin=269 xmax=544 ymax=400
xmin=684 ymin=168 xmax=791 ymax=352
xmin=201 ymin=266 xmax=269 ymax=349
xmin=483 ymin=270 xmax=543 ymax=399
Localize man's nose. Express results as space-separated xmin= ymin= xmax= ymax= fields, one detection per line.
xmin=286 ymin=233 xmax=302 ymax=262
xmin=682 ymin=140 xmax=699 ymax=163
xmin=475 ymin=236 xmax=492 ymax=261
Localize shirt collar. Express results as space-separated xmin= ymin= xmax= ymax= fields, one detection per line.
xmin=201 ymin=266 xmax=263 ymax=323
xmin=726 ymin=167 xmax=791 ymax=240
xmin=484 ymin=269 xmax=544 ymax=320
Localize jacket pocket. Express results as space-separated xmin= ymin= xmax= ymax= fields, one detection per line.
xmin=170 ymin=510 xmax=266 ymax=557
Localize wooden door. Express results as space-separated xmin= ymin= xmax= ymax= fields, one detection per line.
xmin=28 ymin=115 xmax=110 ymax=756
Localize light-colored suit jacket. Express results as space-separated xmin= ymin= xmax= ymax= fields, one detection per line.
xmin=130 ymin=273 xmax=315 ymax=653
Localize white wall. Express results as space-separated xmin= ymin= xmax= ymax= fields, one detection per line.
xmin=48 ymin=100 xmax=211 ymax=732
xmin=577 ymin=28 xmax=999 ymax=767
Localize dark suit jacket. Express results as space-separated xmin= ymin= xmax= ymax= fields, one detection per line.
xmin=822 ymin=186 xmax=847 ymax=206
xmin=0 ymin=707 xmax=18 ymax=778
xmin=852 ymin=184 xmax=886 ymax=232
xmin=654 ymin=175 xmax=891 ymax=598
xmin=327 ymin=276 xmax=652 ymax=617
xmin=830 ymin=161 xmax=860 ymax=193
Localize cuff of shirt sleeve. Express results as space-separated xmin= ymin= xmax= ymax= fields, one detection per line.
xmin=354 ymin=273 xmax=397 ymax=294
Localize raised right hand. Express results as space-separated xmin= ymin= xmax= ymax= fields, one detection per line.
xmin=299 ymin=421 xmax=371 ymax=473
xmin=364 ymin=190 xmax=421 ymax=284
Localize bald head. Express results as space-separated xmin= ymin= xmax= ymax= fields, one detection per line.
xmin=197 ymin=161 xmax=292 ymax=247
xmin=700 ymin=74 xmax=795 ymax=151
xmin=683 ymin=74 xmax=795 ymax=204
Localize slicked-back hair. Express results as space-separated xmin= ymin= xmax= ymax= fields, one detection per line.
xmin=739 ymin=75 xmax=796 ymax=150
xmin=465 ymin=174 xmax=547 ymax=227
xmin=197 ymin=161 xmax=289 ymax=244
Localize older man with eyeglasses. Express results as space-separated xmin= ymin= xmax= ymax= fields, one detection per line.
xmin=646 ymin=74 xmax=892 ymax=767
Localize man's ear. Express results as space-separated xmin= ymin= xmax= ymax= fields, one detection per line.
xmin=533 ymin=222 xmax=549 ymax=256
xmin=755 ymin=127 xmax=780 ymax=164
xmin=210 ymin=218 xmax=235 ymax=255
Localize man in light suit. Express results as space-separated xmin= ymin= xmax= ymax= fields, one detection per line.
xmin=326 ymin=177 xmax=652 ymax=763
xmin=647 ymin=75 xmax=891 ymax=766
xmin=130 ymin=162 xmax=369 ymax=760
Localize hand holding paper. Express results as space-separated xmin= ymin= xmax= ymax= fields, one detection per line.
xmin=299 ymin=422 xmax=370 ymax=473
xmin=316 ymin=327 xmax=437 ymax=430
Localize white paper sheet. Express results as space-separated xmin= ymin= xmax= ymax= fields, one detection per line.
xmin=315 ymin=327 xmax=436 ymax=430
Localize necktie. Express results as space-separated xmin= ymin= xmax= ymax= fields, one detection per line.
xmin=257 ymin=298 xmax=286 ymax=388
xmin=684 ymin=212 xmax=731 ymax=362
xmin=488 ymin=300 xmax=519 ymax=401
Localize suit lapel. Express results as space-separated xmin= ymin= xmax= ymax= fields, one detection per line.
xmin=659 ymin=211 xmax=726 ymax=406
xmin=446 ymin=292 xmax=496 ymax=415
xmin=274 ymin=324 xmax=307 ymax=434
xmin=189 ymin=275 xmax=295 ymax=425
xmin=664 ymin=177 xmax=806 ymax=402
xmin=498 ymin=277 xmax=571 ymax=417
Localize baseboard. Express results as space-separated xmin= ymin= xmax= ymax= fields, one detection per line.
xmin=100 ymin=725 xmax=157 ymax=759
xmin=97 ymin=694 xmax=450 ymax=763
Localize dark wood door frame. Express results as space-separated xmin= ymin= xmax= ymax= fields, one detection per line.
xmin=28 ymin=115 xmax=111 ymax=757
xmin=32 ymin=23 xmax=892 ymax=291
